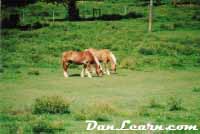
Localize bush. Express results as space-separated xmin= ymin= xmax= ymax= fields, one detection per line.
xmin=167 ymin=97 xmax=183 ymax=111
xmin=119 ymin=57 xmax=136 ymax=70
xmin=139 ymin=47 xmax=155 ymax=55
xmin=32 ymin=96 xmax=71 ymax=114
xmin=93 ymin=113 xmax=111 ymax=121
xmin=169 ymin=58 xmax=183 ymax=67
xmin=149 ymin=98 xmax=162 ymax=108
xmin=74 ymin=109 xmax=87 ymax=121
xmin=75 ymin=101 xmax=116 ymax=122
xmin=27 ymin=69 xmax=40 ymax=76
xmin=32 ymin=119 xmax=64 ymax=133
xmin=124 ymin=12 xmax=143 ymax=19
xmin=160 ymin=23 xmax=176 ymax=31
xmin=92 ymin=101 xmax=116 ymax=114
xmin=192 ymin=87 xmax=200 ymax=92
xmin=192 ymin=11 xmax=200 ymax=21
xmin=100 ymin=14 xmax=123 ymax=21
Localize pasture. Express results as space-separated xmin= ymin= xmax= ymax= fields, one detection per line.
xmin=1 ymin=0 xmax=200 ymax=133
xmin=1 ymin=69 xmax=200 ymax=133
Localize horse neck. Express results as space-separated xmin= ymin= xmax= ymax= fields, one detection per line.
xmin=109 ymin=53 xmax=116 ymax=66
xmin=110 ymin=59 xmax=116 ymax=67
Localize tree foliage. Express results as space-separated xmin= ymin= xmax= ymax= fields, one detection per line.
xmin=41 ymin=0 xmax=79 ymax=20
xmin=2 ymin=0 xmax=36 ymax=7
xmin=40 ymin=0 xmax=69 ymax=7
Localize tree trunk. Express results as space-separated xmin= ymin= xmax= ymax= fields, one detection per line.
xmin=148 ymin=0 xmax=153 ymax=32
xmin=156 ymin=0 xmax=161 ymax=5
xmin=68 ymin=0 xmax=79 ymax=21
xmin=172 ymin=0 xmax=177 ymax=7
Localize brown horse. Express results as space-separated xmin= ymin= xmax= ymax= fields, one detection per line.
xmin=61 ymin=50 xmax=103 ymax=78
xmin=85 ymin=48 xmax=117 ymax=75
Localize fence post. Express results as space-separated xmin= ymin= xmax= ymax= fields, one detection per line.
xmin=124 ymin=6 xmax=127 ymax=15
xmin=22 ymin=9 xmax=25 ymax=22
xmin=148 ymin=0 xmax=153 ymax=32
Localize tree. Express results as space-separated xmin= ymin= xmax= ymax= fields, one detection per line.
xmin=172 ymin=0 xmax=177 ymax=7
xmin=2 ymin=0 xmax=36 ymax=7
xmin=156 ymin=0 xmax=161 ymax=5
xmin=41 ymin=0 xmax=79 ymax=21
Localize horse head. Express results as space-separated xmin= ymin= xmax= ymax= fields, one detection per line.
xmin=96 ymin=64 xmax=103 ymax=76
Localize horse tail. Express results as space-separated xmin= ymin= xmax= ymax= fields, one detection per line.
xmin=110 ymin=52 xmax=117 ymax=65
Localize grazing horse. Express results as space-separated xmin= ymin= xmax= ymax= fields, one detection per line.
xmin=61 ymin=50 xmax=103 ymax=78
xmin=85 ymin=48 xmax=117 ymax=75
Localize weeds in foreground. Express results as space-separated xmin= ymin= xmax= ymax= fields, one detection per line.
xmin=192 ymin=87 xmax=200 ymax=92
xmin=74 ymin=101 xmax=117 ymax=121
xmin=167 ymin=97 xmax=183 ymax=111
xmin=32 ymin=96 xmax=71 ymax=114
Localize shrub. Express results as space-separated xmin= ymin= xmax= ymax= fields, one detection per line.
xmin=139 ymin=47 xmax=155 ymax=55
xmin=192 ymin=11 xmax=200 ymax=21
xmin=27 ymin=69 xmax=40 ymax=76
xmin=169 ymin=58 xmax=183 ymax=67
xmin=75 ymin=101 xmax=116 ymax=121
xmin=192 ymin=87 xmax=200 ymax=92
xmin=74 ymin=109 xmax=87 ymax=121
xmin=119 ymin=57 xmax=136 ymax=70
xmin=124 ymin=12 xmax=143 ymax=19
xmin=149 ymin=98 xmax=162 ymax=108
xmin=32 ymin=119 xmax=53 ymax=133
xmin=91 ymin=101 xmax=116 ymax=114
xmin=100 ymin=14 xmax=122 ymax=21
xmin=32 ymin=119 xmax=64 ymax=133
xmin=160 ymin=23 xmax=176 ymax=31
xmin=193 ymin=56 xmax=200 ymax=66
xmin=77 ymin=101 xmax=116 ymax=122
xmin=32 ymin=96 xmax=71 ymax=114
xmin=93 ymin=113 xmax=111 ymax=121
xmin=167 ymin=97 xmax=183 ymax=111
xmin=142 ymin=57 xmax=158 ymax=65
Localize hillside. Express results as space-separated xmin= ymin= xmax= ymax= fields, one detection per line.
xmin=1 ymin=1 xmax=200 ymax=76
xmin=1 ymin=1 xmax=200 ymax=133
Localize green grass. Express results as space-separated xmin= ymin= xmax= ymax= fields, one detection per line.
xmin=1 ymin=69 xmax=200 ymax=133
xmin=1 ymin=2 xmax=200 ymax=72
xmin=1 ymin=1 xmax=200 ymax=133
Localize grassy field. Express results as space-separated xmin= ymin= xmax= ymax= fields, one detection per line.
xmin=1 ymin=0 xmax=200 ymax=133
xmin=1 ymin=1 xmax=200 ymax=72
xmin=1 ymin=69 xmax=200 ymax=133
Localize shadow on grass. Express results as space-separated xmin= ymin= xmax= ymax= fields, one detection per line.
xmin=19 ymin=22 xmax=49 ymax=31
xmin=48 ymin=11 xmax=143 ymax=22
xmin=69 ymin=74 xmax=99 ymax=78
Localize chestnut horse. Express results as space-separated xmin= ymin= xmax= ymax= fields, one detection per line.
xmin=85 ymin=48 xmax=117 ymax=75
xmin=61 ymin=50 xmax=103 ymax=78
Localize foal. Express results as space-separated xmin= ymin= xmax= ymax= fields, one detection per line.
xmin=85 ymin=48 xmax=117 ymax=75
xmin=61 ymin=50 xmax=102 ymax=78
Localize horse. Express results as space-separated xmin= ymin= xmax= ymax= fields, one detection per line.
xmin=85 ymin=48 xmax=117 ymax=75
xmin=61 ymin=50 xmax=103 ymax=78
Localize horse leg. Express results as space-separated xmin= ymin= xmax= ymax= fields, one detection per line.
xmin=81 ymin=65 xmax=86 ymax=78
xmin=63 ymin=61 xmax=69 ymax=78
xmin=88 ymin=64 xmax=95 ymax=74
xmin=106 ymin=63 xmax=110 ymax=75
xmin=103 ymin=62 xmax=107 ymax=74
xmin=86 ymin=64 xmax=92 ymax=78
